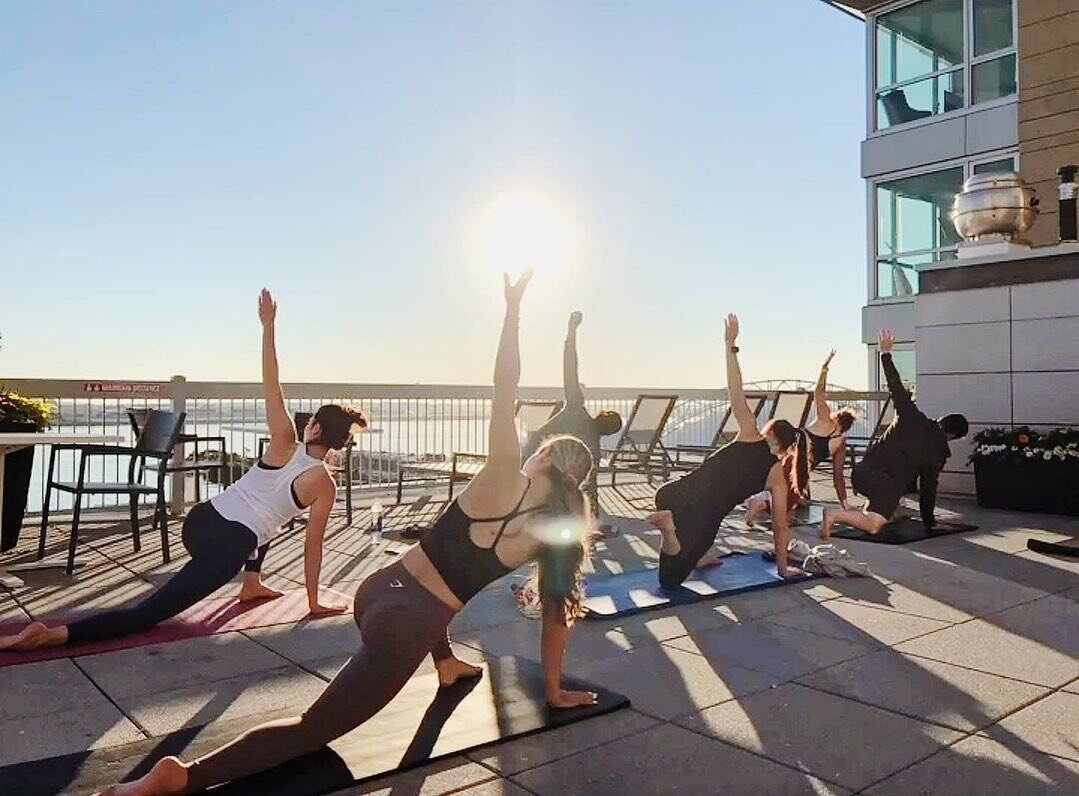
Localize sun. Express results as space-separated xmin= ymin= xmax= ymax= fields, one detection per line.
xmin=475 ymin=192 xmax=575 ymax=278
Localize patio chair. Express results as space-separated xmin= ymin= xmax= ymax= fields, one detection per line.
xmin=671 ymin=393 xmax=768 ymax=470
xmin=598 ymin=394 xmax=678 ymax=485
xmin=395 ymin=400 xmax=561 ymax=502
xmin=38 ymin=409 xmax=186 ymax=574
xmin=764 ymin=391 xmax=814 ymax=429
xmin=127 ymin=408 xmax=227 ymax=504
xmin=258 ymin=411 xmax=356 ymax=525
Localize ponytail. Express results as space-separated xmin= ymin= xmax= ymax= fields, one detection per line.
xmin=792 ymin=429 xmax=810 ymax=500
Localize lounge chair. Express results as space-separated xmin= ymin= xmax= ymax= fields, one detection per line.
xmin=671 ymin=393 xmax=768 ymax=470
xmin=597 ymin=394 xmax=678 ymax=485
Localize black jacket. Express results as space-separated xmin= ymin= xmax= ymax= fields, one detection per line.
xmin=862 ymin=353 xmax=952 ymax=526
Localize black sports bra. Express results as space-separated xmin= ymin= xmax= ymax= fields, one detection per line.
xmin=806 ymin=427 xmax=840 ymax=466
xmin=419 ymin=479 xmax=547 ymax=604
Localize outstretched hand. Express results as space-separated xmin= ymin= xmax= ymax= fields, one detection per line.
xmin=568 ymin=310 xmax=583 ymax=330
xmin=724 ymin=313 xmax=740 ymax=346
xmin=259 ymin=289 xmax=277 ymax=327
xmin=823 ymin=349 xmax=836 ymax=368
xmin=504 ymin=267 xmax=535 ymax=307
xmin=878 ymin=329 xmax=896 ymax=354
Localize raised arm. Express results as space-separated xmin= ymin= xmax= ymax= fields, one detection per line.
xmin=726 ymin=314 xmax=763 ymax=442
xmin=485 ymin=270 xmax=534 ymax=469
xmin=259 ymin=289 xmax=298 ymax=456
xmin=812 ymin=349 xmax=835 ymax=424
xmin=562 ymin=311 xmax=584 ymax=407
xmin=878 ymin=330 xmax=915 ymax=417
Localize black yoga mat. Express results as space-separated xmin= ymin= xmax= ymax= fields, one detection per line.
xmin=582 ymin=552 xmax=817 ymax=619
xmin=0 ymin=657 xmax=629 ymax=796
xmin=828 ymin=516 xmax=979 ymax=545
xmin=1027 ymin=536 xmax=1079 ymax=559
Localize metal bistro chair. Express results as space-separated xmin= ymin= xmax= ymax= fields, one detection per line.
xmin=258 ymin=411 xmax=355 ymax=525
xmin=38 ymin=409 xmax=186 ymax=574
xmin=127 ymin=408 xmax=227 ymax=503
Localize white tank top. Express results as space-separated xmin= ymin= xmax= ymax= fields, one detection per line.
xmin=210 ymin=443 xmax=326 ymax=547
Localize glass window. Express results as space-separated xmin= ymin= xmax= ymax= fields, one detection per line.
xmin=875 ymin=166 xmax=964 ymax=298
xmin=972 ymin=53 xmax=1017 ymax=104
xmin=873 ymin=0 xmax=1016 ymax=130
xmin=876 ymin=0 xmax=963 ymax=89
xmin=973 ymin=0 xmax=1013 ymax=56
xmin=973 ymin=156 xmax=1017 ymax=174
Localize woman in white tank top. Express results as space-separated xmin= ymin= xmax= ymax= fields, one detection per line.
xmin=0 ymin=290 xmax=367 ymax=653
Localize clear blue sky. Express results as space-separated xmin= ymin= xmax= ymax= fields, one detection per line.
xmin=1 ymin=0 xmax=868 ymax=389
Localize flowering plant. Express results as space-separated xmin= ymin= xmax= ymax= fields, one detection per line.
xmin=968 ymin=426 xmax=1079 ymax=465
xmin=0 ymin=388 xmax=53 ymax=431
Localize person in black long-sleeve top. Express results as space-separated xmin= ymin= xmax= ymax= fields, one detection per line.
xmin=820 ymin=330 xmax=968 ymax=539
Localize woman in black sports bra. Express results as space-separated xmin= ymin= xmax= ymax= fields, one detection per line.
xmin=648 ymin=314 xmax=809 ymax=587
xmin=101 ymin=270 xmax=600 ymax=796
xmin=804 ymin=349 xmax=857 ymax=510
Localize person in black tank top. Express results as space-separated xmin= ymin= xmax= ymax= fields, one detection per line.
xmin=648 ymin=314 xmax=809 ymax=587
xmin=803 ymin=349 xmax=858 ymax=510
xmin=102 ymin=271 xmax=606 ymax=796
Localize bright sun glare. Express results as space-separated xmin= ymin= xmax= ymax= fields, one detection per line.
xmin=475 ymin=192 xmax=575 ymax=278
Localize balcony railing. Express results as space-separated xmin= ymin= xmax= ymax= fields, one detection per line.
xmin=1 ymin=377 xmax=887 ymax=515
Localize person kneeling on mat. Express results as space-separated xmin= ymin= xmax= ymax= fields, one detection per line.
xmin=821 ymin=329 xmax=968 ymax=539
xmin=93 ymin=271 xmax=599 ymax=796
xmin=0 ymin=289 xmax=363 ymax=654
xmin=648 ymin=314 xmax=808 ymax=584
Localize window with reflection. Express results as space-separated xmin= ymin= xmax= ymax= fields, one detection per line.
xmin=876 ymin=166 xmax=964 ymax=298
xmin=874 ymin=0 xmax=1016 ymax=130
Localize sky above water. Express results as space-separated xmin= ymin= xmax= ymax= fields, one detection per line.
xmin=1 ymin=0 xmax=868 ymax=389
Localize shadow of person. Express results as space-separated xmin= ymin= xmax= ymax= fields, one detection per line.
xmin=399 ymin=671 xmax=483 ymax=766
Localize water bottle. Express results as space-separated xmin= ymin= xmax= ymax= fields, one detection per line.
xmin=371 ymin=501 xmax=384 ymax=544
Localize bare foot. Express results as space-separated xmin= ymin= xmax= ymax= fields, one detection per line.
xmin=646 ymin=510 xmax=681 ymax=555
xmin=820 ymin=508 xmax=836 ymax=540
xmin=95 ymin=756 xmax=187 ymax=795
xmin=0 ymin=622 xmax=65 ymax=652
xmin=436 ymin=655 xmax=483 ymax=688
xmin=237 ymin=581 xmax=285 ymax=603
xmin=694 ymin=551 xmax=726 ymax=569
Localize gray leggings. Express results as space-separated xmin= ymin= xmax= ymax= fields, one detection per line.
xmin=184 ymin=560 xmax=456 ymax=792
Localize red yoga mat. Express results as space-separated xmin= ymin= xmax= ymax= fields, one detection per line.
xmin=0 ymin=588 xmax=352 ymax=668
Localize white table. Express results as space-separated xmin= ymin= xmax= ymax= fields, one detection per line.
xmin=0 ymin=433 xmax=124 ymax=588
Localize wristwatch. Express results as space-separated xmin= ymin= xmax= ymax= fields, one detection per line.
xmin=729 ymin=346 xmax=739 ymax=353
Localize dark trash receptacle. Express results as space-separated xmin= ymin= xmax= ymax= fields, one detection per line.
xmin=1 ymin=421 xmax=38 ymax=552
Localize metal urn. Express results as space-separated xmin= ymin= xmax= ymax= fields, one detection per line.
xmin=951 ymin=171 xmax=1039 ymax=241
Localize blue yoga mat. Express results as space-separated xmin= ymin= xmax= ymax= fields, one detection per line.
xmin=583 ymin=552 xmax=816 ymax=619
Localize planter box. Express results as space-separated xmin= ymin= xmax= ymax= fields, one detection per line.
xmin=1 ymin=421 xmax=38 ymax=551
xmin=973 ymin=456 xmax=1079 ymax=516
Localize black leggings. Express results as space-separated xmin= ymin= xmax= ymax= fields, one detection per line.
xmin=184 ymin=560 xmax=455 ymax=792
xmin=655 ymin=483 xmax=719 ymax=589
xmin=66 ymin=502 xmax=258 ymax=645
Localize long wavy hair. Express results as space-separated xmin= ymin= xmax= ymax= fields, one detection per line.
xmin=533 ymin=434 xmax=594 ymax=625
xmin=762 ymin=419 xmax=810 ymax=501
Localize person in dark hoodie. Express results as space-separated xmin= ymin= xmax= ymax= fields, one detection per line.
xmin=820 ymin=329 xmax=968 ymax=539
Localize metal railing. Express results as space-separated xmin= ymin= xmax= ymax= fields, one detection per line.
xmin=1 ymin=376 xmax=886 ymax=516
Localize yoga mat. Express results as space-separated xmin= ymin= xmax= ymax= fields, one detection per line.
xmin=0 ymin=588 xmax=351 ymax=668
xmin=582 ymin=552 xmax=817 ymax=619
xmin=1027 ymin=536 xmax=1079 ymax=559
xmin=0 ymin=656 xmax=629 ymax=796
xmin=828 ymin=517 xmax=979 ymax=545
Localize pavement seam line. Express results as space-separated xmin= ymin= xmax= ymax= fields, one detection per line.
xmin=71 ymin=654 xmax=154 ymax=740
